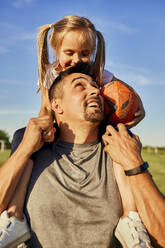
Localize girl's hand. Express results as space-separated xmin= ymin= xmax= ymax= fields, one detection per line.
xmin=111 ymin=77 xmax=145 ymax=129
xmin=125 ymin=94 xmax=145 ymax=129
xmin=38 ymin=85 xmax=52 ymax=117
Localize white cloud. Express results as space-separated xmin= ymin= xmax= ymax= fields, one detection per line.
xmin=0 ymin=109 xmax=35 ymax=115
xmin=11 ymin=32 xmax=36 ymax=41
xmin=12 ymin=0 xmax=35 ymax=8
xmin=109 ymin=21 xmax=137 ymax=34
xmin=120 ymin=72 xmax=165 ymax=86
xmin=0 ymin=22 xmax=13 ymax=29
xmin=107 ymin=60 xmax=149 ymax=74
xmin=131 ymin=74 xmax=150 ymax=86
xmin=0 ymin=22 xmax=36 ymax=54
xmin=106 ymin=60 xmax=165 ymax=86
xmin=1 ymin=22 xmax=36 ymax=41
xmin=0 ymin=79 xmax=26 ymax=86
xmin=91 ymin=17 xmax=138 ymax=35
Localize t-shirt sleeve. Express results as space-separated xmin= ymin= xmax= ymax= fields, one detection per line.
xmin=10 ymin=128 xmax=36 ymax=161
xmin=10 ymin=128 xmax=26 ymax=156
xmin=102 ymin=69 xmax=114 ymax=85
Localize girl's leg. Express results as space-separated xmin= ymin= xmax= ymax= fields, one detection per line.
xmin=7 ymin=159 xmax=33 ymax=219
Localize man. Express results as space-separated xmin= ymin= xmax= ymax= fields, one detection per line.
xmin=0 ymin=64 xmax=165 ymax=247
xmin=24 ymin=64 xmax=122 ymax=247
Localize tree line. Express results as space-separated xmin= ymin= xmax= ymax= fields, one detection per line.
xmin=0 ymin=129 xmax=164 ymax=152
xmin=0 ymin=130 xmax=11 ymax=149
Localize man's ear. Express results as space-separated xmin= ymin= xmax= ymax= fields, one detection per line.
xmin=51 ymin=98 xmax=63 ymax=114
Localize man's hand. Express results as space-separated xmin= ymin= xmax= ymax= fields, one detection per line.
xmin=102 ymin=123 xmax=144 ymax=170
xmin=20 ymin=85 xmax=56 ymax=157
xmin=20 ymin=115 xmax=55 ymax=156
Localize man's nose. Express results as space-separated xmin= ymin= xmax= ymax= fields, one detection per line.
xmin=89 ymin=85 xmax=100 ymax=96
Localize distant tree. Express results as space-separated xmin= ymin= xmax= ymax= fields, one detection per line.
xmin=0 ymin=130 xmax=11 ymax=149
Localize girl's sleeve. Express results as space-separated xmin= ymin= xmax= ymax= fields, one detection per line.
xmin=102 ymin=69 xmax=114 ymax=85
xmin=43 ymin=64 xmax=60 ymax=89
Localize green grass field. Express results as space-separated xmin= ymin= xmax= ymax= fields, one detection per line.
xmin=142 ymin=150 xmax=165 ymax=196
xmin=0 ymin=149 xmax=165 ymax=196
xmin=0 ymin=149 xmax=10 ymax=166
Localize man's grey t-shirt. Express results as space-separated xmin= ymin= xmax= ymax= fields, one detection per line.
xmin=12 ymin=129 xmax=122 ymax=248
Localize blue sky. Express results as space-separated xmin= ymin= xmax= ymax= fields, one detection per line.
xmin=0 ymin=0 xmax=165 ymax=146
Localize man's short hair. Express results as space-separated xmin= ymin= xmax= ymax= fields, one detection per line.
xmin=49 ymin=62 xmax=92 ymax=101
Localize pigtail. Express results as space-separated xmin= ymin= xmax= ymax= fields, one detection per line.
xmin=37 ymin=24 xmax=51 ymax=90
xmin=92 ymin=30 xmax=105 ymax=86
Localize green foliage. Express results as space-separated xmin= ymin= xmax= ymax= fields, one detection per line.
xmin=0 ymin=130 xmax=11 ymax=149
xmin=0 ymin=149 xmax=10 ymax=166
xmin=143 ymin=146 xmax=165 ymax=154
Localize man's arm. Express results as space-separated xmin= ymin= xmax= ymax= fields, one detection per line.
xmin=102 ymin=124 xmax=165 ymax=247
xmin=124 ymin=168 xmax=165 ymax=247
xmin=0 ymin=139 xmax=33 ymax=213
xmin=0 ymin=115 xmax=55 ymax=213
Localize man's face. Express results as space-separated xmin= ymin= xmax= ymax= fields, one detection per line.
xmin=59 ymin=73 xmax=104 ymax=124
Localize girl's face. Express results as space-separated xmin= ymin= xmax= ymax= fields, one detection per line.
xmin=56 ymin=30 xmax=94 ymax=71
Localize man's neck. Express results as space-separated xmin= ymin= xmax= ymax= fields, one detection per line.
xmin=59 ymin=121 xmax=99 ymax=144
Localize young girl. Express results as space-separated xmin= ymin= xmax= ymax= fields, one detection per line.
xmin=0 ymin=16 xmax=152 ymax=248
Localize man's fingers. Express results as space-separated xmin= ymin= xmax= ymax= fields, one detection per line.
xmin=104 ymin=145 xmax=109 ymax=154
xmin=102 ymin=134 xmax=109 ymax=145
xmin=134 ymin=134 xmax=140 ymax=141
xmin=42 ymin=127 xmax=56 ymax=143
xmin=105 ymin=125 xmax=118 ymax=136
xmin=117 ymin=123 xmax=129 ymax=135
xmin=103 ymin=125 xmax=120 ymax=145
xmin=34 ymin=115 xmax=54 ymax=134
xmin=134 ymin=134 xmax=141 ymax=145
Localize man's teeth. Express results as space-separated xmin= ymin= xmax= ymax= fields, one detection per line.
xmin=88 ymin=102 xmax=99 ymax=107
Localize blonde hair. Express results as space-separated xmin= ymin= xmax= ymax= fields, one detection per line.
xmin=37 ymin=15 xmax=105 ymax=89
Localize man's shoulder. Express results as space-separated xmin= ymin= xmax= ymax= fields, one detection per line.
xmin=11 ymin=127 xmax=26 ymax=155
xmin=13 ymin=127 xmax=26 ymax=138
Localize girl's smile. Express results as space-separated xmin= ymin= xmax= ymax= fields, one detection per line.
xmin=56 ymin=30 xmax=94 ymax=70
